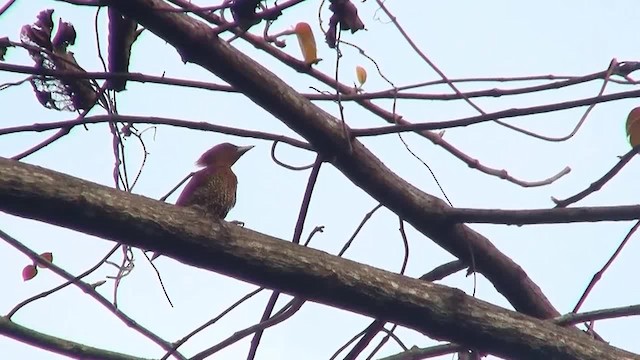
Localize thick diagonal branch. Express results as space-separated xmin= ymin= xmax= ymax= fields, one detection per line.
xmin=0 ymin=157 xmax=638 ymax=360
xmin=105 ymin=0 xmax=557 ymax=319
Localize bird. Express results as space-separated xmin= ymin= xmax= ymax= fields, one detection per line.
xmin=151 ymin=143 xmax=253 ymax=261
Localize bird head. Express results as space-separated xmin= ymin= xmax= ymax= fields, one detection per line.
xmin=196 ymin=143 xmax=254 ymax=167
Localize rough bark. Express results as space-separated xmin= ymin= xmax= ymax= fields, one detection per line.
xmin=0 ymin=157 xmax=638 ymax=360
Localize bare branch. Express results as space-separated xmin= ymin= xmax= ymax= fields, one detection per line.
xmin=0 ymin=317 xmax=145 ymax=360
xmin=0 ymin=0 xmax=17 ymax=16
xmin=337 ymin=203 xmax=384 ymax=257
xmin=572 ymin=221 xmax=640 ymax=313
xmin=1 ymin=114 xmax=312 ymax=151
xmin=558 ymin=304 xmax=640 ymax=326
xmin=351 ymin=87 xmax=640 ymax=137
xmin=446 ymin=205 xmax=640 ymax=224
xmin=192 ymin=299 xmax=304 ymax=360
xmin=1 ymin=157 xmax=638 ymax=360
xmin=553 ymin=146 xmax=640 ymax=207
xmin=270 ymin=140 xmax=314 ymax=170
xmin=161 ymin=287 xmax=264 ymax=360
xmin=372 ymin=0 xmax=617 ymax=142
xmin=247 ymin=155 xmax=323 ymax=359
xmin=10 ymin=61 xmax=632 ymax=102
xmin=163 ymin=0 xmax=560 ymax=187
xmin=106 ymin=0 xmax=559 ymax=320
xmin=382 ymin=303 xmax=640 ymax=360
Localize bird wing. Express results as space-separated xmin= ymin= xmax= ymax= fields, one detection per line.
xmin=175 ymin=168 xmax=209 ymax=207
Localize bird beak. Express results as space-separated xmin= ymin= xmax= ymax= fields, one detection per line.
xmin=236 ymin=145 xmax=254 ymax=155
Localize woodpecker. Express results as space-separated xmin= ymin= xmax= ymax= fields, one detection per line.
xmin=151 ymin=143 xmax=253 ymax=260
xmin=176 ymin=143 xmax=253 ymax=217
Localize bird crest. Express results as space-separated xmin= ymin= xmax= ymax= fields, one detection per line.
xmin=196 ymin=143 xmax=254 ymax=167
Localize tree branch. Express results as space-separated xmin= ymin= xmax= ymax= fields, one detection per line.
xmin=0 ymin=158 xmax=638 ymax=360
xmin=105 ymin=0 xmax=559 ymax=321
xmin=166 ymin=0 xmax=572 ymax=188
xmin=0 ymin=316 xmax=145 ymax=360
xmin=350 ymin=87 xmax=640 ymax=137
xmin=1 ymin=114 xmax=312 ymax=151
xmin=446 ymin=205 xmax=640 ymax=224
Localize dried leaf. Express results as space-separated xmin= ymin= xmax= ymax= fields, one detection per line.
xmin=35 ymin=9 xmax=54 ymax=32
xmin=21 ymin=10 xmax=99 ymax=112
xmin=21 ymin=25 xmax=51 ymax=51
xmin=326 ymin=0 xmax=365 ymax=48
xmin=294 ymin=22 xmax=320 ymax=65
xmin=51 ymin=51 xmax=98 ymax=111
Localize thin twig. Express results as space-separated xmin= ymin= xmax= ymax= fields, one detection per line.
xmin=397 ymin=219 xmax=409 ymax=275
xmin=191 ymin=299 xmax=304 ymax=360
xmin=160 ymin=0 xmax=582 ymax=188
xmin=246 ymin=155 xmax=323 ymax=360
xmin=1 ymin=114 xmax=312 ymax=151
xmin=303 ymin=225 xmax=324 ymax=246
xmin=333 ymin=31 xmax=353 ymax=154
xmin=349 ymin=167 xmax=413 ymax=356
xmin=446 ymin=204 xmax=640 ymax=225
xmin=329 ymin=328 xmax=367 ymax=360
xmin=374 ymin=0 xmax=618 ymax=142
xmin=11 ymin=83 xmax=109 ymax=160
xmin=337 ymin=204 xmax=384 ymax=257
xmin=557 ymin=303 xmax=640 ymax=326
xmin=270 ymin=140 xmax=314 ymax=170
xmin=351 ymin=86 xmax=640 ymax=137
xmin=7 ymin=244 xmax=121 ymax=318
xmin=553 ymin=146 xmax=640 ymax=207
xmin=128 ymin=129 xmax=150 ymax=191
xmin=419 ymin=260 xmax=466 ymax=281
xmin=521 ymin=59 xmax=617 ymax=142
xmin=365 ymin=324 xmax=406 ymax=360
xmin=160 ymin=287 xmax=264 ymax=360
xmin=342 ymin=259 xmax=464 ymax=360
xmin=0 ymin=0 xmax=17 ymax=16
xmin=0 ymin=229 xmax=186 ymax=360
xmin=11 ymin=127 xmax=72 ymax=160
xmin=142 ymin=251 xmax=174 ymax=308
xmin=397 ymin=135 xmax=453 ymax=206
xmin=160 ymin=172 xmax=194 ymax=202
xmin=6 ymin=61 xmax=637 ymax=102
xmin=573 ymin=220 xmax=640 ymax=313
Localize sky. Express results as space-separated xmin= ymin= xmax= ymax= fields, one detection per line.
xmin=1 ymin=1 xmax=640 ymax=359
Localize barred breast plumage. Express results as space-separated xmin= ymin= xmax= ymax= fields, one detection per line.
xmin=179 ymin=166 xmax=238 ymax=219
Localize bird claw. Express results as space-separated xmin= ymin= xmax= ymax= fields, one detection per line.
xmin=229 ymin=220 xmax=245 ymax=227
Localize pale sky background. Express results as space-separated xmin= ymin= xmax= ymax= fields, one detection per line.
xmin=1 ymin=1 xmax=640 ymax=359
